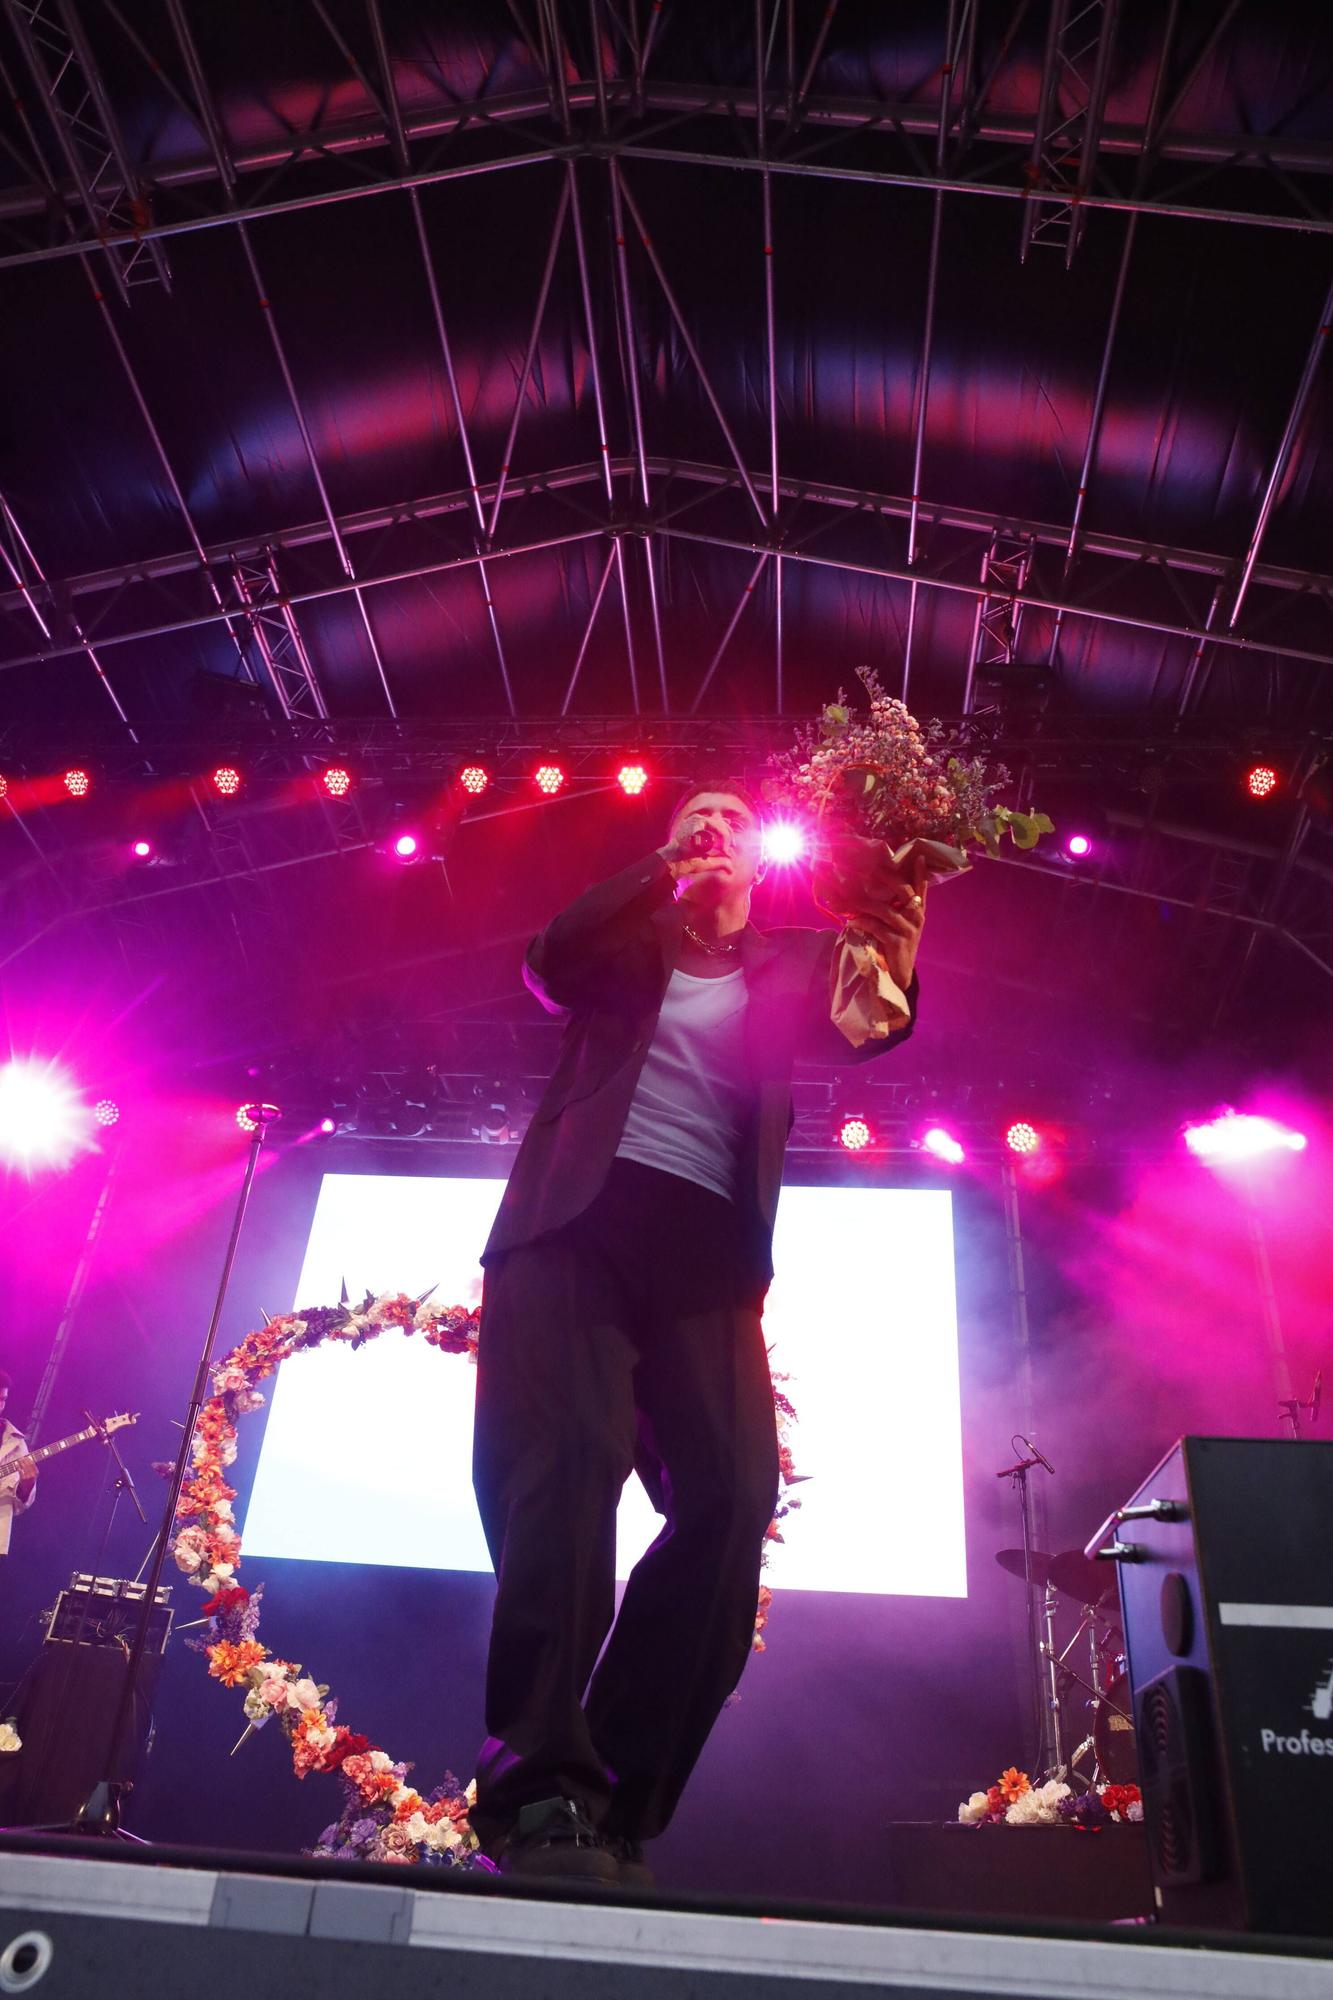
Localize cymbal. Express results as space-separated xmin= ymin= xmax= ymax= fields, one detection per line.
xmin=1048 ymin=1549 xmax=1116 ymax=1606
xmin=994 ymin=1546 xmax=1116 ymax=1605
xmin=995 ymin=1547 xmax=1055 ymax=1583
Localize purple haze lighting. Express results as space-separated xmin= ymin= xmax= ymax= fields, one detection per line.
xmin=1183 ymin=1109 xmax=1307 ymax=1164
xmin=1066 ymin=833 xmax=1092 ymax=857
xmin=0 ymin=1059 xmax=89 ymax=1171
xmin=393 ymin=832 xmax=419 ymax=859
xmin=921 ymin=1126 xmax=966 ymax=1166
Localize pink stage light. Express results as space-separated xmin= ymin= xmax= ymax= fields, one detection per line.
xmin=617 ymin=762 xmax=649 ymax=797
xmin=63 ymin=768 xmax=91 ymax=798
xmin=393 ymin=832 xmax=419 ymax=859
xmin=921 ymin=1125 xmax=966 ymax=1166
xmin=212 ymin=766 xmax=241 ymax=797
xmin=762 ymin=822 xmax=807 ymax=865
xmin=1006 ymin=1120 xmax=1040 ymax=1155
xmin=534 ymin=763 xmax=566 ymax=796
xmin=321 ymin=766 xmax=352 ymax=798
xmin=837 ymin=1113 xmax=874 ymax=1153
xmin=1066 ymin=833 xmax=1092 ymax=858
xmin=319 ymin=1116 xmax=337 ymax=1135
xmin=1183 ymin=1109 xmax=1307 ymax=1164
xmin=131 ymin=838 xmax=153 ymax=859
xmin=459 ymin=765 xmax=490 ymax=796
xmin=0 ymin=1059 xmax=89 ymax=1171
xmin=93 ymin=1099 xmax=120 ymax=1127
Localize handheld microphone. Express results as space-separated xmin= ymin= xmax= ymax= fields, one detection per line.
xmin=685 ymin=824 xmax=724 ymax=858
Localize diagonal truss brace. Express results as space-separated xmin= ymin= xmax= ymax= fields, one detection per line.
xmin=1020 ymin=0 xmax=1122 ymax=264
xmin=3 ymin=0 xmax=171 ymax=298
xmin=231 ymin=552 xmax=330 ymax=722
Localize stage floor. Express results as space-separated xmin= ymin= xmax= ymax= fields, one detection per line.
xmin=0 ymin=1836 xmax=1329 ymax=2000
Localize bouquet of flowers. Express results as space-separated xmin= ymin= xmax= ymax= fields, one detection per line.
xmin=767 ymin=667 xmax=1053 ymax=1047
xmin=767 ymin=664 xmax=1053 ymax=864
xmin=957 ymin=1767 xmax=1142 ymax=1828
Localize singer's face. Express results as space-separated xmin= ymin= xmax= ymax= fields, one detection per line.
xmin=670 ymin=790 xmax=764 ymax=897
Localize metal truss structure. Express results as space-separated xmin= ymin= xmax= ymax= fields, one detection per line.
xmin=0 ymin=1 xmax=1331 ymax=1046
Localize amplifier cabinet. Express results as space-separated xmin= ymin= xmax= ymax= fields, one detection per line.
xmin=1110 ymin=1435 xmax=1333 ymax=1937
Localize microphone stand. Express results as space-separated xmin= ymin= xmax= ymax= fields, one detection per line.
xmin=997 ymin=1440 xmax=1062 ymax=1781
xmin=89 ymin=1407 xmax=147 ymax=1529
xmin=67 ymin=1106 xmax=280 ymax=1838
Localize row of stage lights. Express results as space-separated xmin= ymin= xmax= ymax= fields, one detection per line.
xmin=0 ymin=1060 xmax=1307 ymax=1175
xmin=833 ymin=1109 xmax=1307 ymax=1164
xmin=2 ymin=754 xmax=1290 ymax=856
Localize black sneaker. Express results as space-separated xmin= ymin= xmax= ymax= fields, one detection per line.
xmin=497 ymin=1797 xmax=619 ymax=1888
xmin=609 ymin=1836 xmax=656 ymax=1891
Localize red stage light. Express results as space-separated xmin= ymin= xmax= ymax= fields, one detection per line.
xmin=617 ymin=762 xmax=649 ymax=797
xmin=459 ymin=765 xmax=490 ymax=796
xmin=838 ymin=1113 xmax=874 ymax=1153
xmin=534 ymin=763 xmax=565 ymax=796
xmin=1005 ymin=1121 xmax=1040 ymax=1155
xmin=321 ymin=766 xmax=352 ymax=798
xmin=212 ymin=766 xmax=241 ymax=797
xmin=1247 ymin=764 xmax=1279 ymax=800
xmin=0 ymin=774 xmax=7 ymax=799
xmin=63 ymin=768 xmax=91 ymax=798
xmin=93 ymin=1099 xmax=120 ymax=1127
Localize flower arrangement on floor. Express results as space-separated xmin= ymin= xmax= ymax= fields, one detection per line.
xmin=767 ymin=664 xmax=1054 ymax=860
xmin=0 ymin=1720 xmax=20 ymax=1754
xmin=957 ymin=1767 xmax=1143 ymax=1828
xmin=171 ymin=1288 xmax=802 ymax=1860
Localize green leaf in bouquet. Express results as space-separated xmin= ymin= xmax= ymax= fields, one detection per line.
xmin=1007 ymin=810 xmax=1054 ymax=850
xmin=822 ymin=703 xmax=850 ymax=730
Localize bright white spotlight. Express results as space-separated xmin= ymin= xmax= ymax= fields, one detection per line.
xmin=1183 ymin=1109 xmax=1307 ymax=1164
xmin=0 ymin=1060 xmax=91 ymax=1172
xmin=921 ymin=1126 xmax=965 ymax=1166
xmin=762 ymin=821 xmax=807 ymax=865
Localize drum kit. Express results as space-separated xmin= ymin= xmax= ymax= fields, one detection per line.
xmin=994 ymin=1543 xmax=1137 ymax=1786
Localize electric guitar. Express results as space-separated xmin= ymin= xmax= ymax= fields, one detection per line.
xmin=0 ymin=1412 xmax=139 ymax=1490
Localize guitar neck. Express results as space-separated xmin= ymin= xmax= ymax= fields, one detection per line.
xmin=0 ymin=1422 xmax=100 ymax=1479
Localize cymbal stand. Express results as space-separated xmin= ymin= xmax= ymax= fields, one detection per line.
xmin=997 ymin=1447 xmax=1063 ymax=1780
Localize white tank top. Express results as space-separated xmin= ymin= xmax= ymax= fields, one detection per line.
xmin=616 ymin=967 xmax=751 ymax=1201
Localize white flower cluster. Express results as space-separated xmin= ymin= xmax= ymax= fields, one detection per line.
xmin=957 ymin=1791 xmax=990 ymax=1824
xmin=0 ymin=1721 xmax=21 ymax=1754
xmin=1004 ymin=1780 xmax=1071 ymax=1826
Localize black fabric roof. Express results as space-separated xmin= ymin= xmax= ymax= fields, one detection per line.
xmin=0 ymin=2 xmax=1331 ymax=1099
xmin=1 ymin=0 xmax=1331 ymax=734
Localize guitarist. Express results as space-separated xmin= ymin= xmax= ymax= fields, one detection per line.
xmin=0 ymin=1372 xmax=37 ymax=1556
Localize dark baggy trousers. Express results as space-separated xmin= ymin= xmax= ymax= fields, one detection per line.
xmin=471 ymin=1159 xmax=780 ymax=1850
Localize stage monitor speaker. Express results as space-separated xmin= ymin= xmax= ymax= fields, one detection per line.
xmin=1101 ymin=1435 xmax=1333 ymax=1937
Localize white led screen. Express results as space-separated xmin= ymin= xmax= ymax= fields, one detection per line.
xmin=242 ymin=1173 xmax=966 ymax=1597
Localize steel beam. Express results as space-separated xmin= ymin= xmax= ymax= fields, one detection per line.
xmin=1019 ymin=0 xmax=1121 ymax=264
xmin=4 ymin=458 xmax=1333 ymax=680
xmin=0 ymin=125 xmax=1330 ymax=284
xmin=902 ymin=0 xmax=966 ymax=702
xmin=2 ymin=0 xmax=171 ymax=297
xmin=231 ymin=552 xmax=330 ymax=721
xmin=0 ymin=491 xmax=137 ymax=732
xmin=237 ymin=223 xmax=399 ymax=717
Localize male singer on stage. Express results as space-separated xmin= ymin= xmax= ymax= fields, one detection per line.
xmin=471 ymin=780 xmax=925 ymax=1886
xmin=0 ymin=1371 xmax=37 ymax=1558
